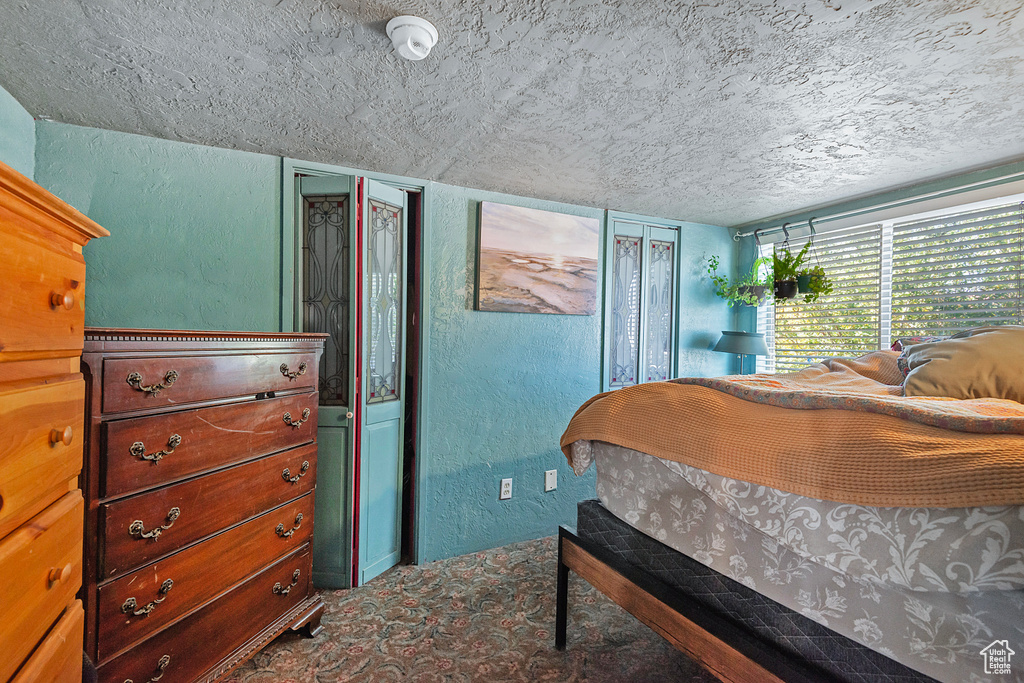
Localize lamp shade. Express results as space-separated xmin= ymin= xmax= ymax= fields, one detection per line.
xmin=712 ymin=331 xmax=769 ymax=356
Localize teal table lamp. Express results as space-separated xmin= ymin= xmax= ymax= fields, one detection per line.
xmin=713 ymin=331 xmax=769 ymax=375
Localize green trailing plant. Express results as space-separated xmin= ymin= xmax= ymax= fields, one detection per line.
xmin=801 ymin=265 xmax=834 ymax=303
xmin=707 ymin=255 xmax=773 ymax=307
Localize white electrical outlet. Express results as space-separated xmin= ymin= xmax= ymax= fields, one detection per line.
xmin=500 ymin=477 xmax=513 ymax=500
xmin=545 ymin=469 xmax=557 ymax=492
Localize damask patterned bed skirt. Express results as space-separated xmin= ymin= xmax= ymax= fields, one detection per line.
xmin=583 ymin=442 xmax=1024 ymax=683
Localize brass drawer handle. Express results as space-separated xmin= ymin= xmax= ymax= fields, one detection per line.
xmin=122 ymin=579 xmax=174 ymax=616
xmin=50 ymin=290 xmax=75 ymax=310
xmin=276 ymin=513 xmax=304 ymax=538
xmin=273 ymin=569 xmax=301 ymax=595
xmin=129 ymin=507 xmax=181 ymax=540
xmin=280 ymin=361 xmax=307 ymax=379
xmin=126 ymin=370 xmax=179 ymax=395
xmin=282 ymin=408 xmax=311 ymax=428
xmin=49 ymin=426 xmax=73 ymax=446
xmin=282 ymin=461 xmax=310 ymax=484
xmin=124 ymin=654 xmax=170 ymax=683
xmin=130 ymin=434 xmax=182 ymax=462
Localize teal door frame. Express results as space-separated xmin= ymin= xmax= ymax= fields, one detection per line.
xmin=281 ymin=157 xmax=434 ymax=578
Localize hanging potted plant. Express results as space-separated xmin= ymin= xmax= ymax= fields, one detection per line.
xmin=707 ymin=255 xmax=773 ymax=307
xmin=773 ymin=240 xmax=810 ymax=301
xmin=802 ymin=265 xmax=834 ymax=303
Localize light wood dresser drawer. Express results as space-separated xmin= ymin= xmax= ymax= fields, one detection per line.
xmin=11 ymin=600 xmax=85 ymax=683
xmin=100 ymin=442 xmax=317 ymax=579
xmin=98 ymin=546 xmax=312 ymax=683
xmin=101 ymin=391 xmax=317 ymax=497
xmin=0 ymin=491 xmax=84 ymax=682
xmin=0 ymin=376 xmax=84 ymax=538
xmin=0 ymin=229 xmax=86 ymax=356
xmin=95 ymin=493 xmax=315 ymax=662
xmin=100 ymin=352 xmax=318 ymax=413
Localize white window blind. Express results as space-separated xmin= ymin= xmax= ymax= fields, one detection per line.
xmin=891 ymin=202 xmax=1024 ymax=337
xmin=760 ymin=199 xmax=1024 ymax=371
xmin=765 ymin=226 xmax=882 ymax=371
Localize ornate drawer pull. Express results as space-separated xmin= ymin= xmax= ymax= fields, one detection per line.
xmin=124 ymin=654 xmax=171 ymax=683
xmin=280 ymin=361 xmax=307 ymax=379
xmin=130 ymin=434 xmax=182 ymax=462
xmin=126 ymin=370 xmax=179 ymax=395
xmin=282 ymin=461 xmax=310 ymax=483
xmin=276 ymin=513 xmax=304 ymax=538
xmin=122 ymin=579 xmax=174 ymax=616
xmin=129 ymin=507 xmax=181 ymax=540
xmin=273 ymin=569 xmax=301 ymax=595
xmin=282 ymin=408 xmax=311 ymax=428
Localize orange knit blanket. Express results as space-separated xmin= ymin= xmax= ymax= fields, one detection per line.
xmin=561 ymin=352 xmax=1024 ymax=507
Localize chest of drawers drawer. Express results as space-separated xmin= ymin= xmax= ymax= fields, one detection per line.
xmin=100 ymin=442 xmax=317 ymax=579
xmin=0 ymin=228 xmax=86 ymax=356
xmin=96 ymin=492 xmax=315 ymax=662
xmin=0 ymin=491 xmax=84 ymax=682
xmin=100 ymin=352 xmax=318 ymax=413
xmin=102 ymin=391 xmax=317 ymax=497
xmin=97 ymin=545 xmax=313 ymax=683
xmin=11 ymin=600 xmax=85 ymax=683
xmin=0 ymin=376 xmax=84 ymax=537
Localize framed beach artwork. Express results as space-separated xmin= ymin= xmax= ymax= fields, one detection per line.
xmin=475 ymin=202 xmax=600 ymax=315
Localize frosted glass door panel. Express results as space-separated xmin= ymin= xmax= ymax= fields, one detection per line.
xmin=367 ymin=198 xmax=403 ymax=404
xmin=608 ymin=223 xmax=644 ymax=388
xmin=644 ymin=234 xmax=676 ymax=382
xmin=302 ymin=194 xmax=350 ymax=405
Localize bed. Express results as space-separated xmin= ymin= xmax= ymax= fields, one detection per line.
xmin=557 ymin=348 xmax=1024 ymax=683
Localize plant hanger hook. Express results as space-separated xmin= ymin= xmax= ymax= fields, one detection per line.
xmin=780 ymin=223 xmax=791 ymax=249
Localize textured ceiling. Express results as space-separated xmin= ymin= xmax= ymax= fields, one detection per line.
xmin=1 ymin=0 xmax=1023 ymax=226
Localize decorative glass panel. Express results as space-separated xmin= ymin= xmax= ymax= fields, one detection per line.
xmin=367 ymin=198 xmax=403 ymax=404
xmin=644 ymin=240 xmax=674 ymax=382
xmin=303 ymin=195 xmax=349 ymax=405
xmin=609 ymin=236 xmax=642 ymax=387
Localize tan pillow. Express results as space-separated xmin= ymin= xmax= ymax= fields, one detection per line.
xmin=903 ymin=326 xmax=1024 ymax=403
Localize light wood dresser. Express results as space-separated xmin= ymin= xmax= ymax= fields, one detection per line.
xmin=80 ymin=329 xmax=327 ymax=682
xmin=0 ymin=159 xmax=108 ymax=682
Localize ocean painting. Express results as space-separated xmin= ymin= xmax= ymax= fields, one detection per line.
xmin=476 ymin=202 xmax=600 ymax=315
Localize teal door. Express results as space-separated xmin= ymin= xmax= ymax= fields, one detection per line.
xmin=297 ymin=175 xmax=358 ymax=589
xmin=357 ymin=179 xmax=408 ymax=584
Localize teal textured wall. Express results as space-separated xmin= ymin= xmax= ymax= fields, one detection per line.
xmin=33 ymin=122 xmax=281 ymax=331
xmin=418 ymin=184 xmax=736 ymax=562
xmin=0 ymin=83 xmax=34 ymax=178
xmin=29 ymin=121 xmax=737 ymax=563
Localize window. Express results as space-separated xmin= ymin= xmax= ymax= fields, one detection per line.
xmin=759 ymin=199 xmax=1024 ymax=371
xmin=603 ymin=215 xmax=680 ymax=390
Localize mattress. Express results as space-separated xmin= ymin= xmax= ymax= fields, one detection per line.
xmin=587 ymin=441 xmax=1024 ymax=683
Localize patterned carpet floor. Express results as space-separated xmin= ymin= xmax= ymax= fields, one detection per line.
xmin=225 ymin=536 xmax=717 ymax=682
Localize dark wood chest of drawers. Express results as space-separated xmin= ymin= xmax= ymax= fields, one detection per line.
xmin=81 ymin=328 xmax=327 ymax=682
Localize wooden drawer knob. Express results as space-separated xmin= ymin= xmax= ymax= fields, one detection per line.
xmin=50 ymin=426 xmax=73 ymax=446
xmin=48 ymin=563 xmax=73 ymax=587
xmin=50 ymin=291 xmax=75 ymax=310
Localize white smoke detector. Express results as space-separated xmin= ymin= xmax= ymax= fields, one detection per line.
xmin=386 ymin=15 xmax=438 ymax=61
